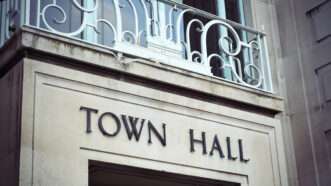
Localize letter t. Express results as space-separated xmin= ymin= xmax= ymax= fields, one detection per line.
xmin=80 ymin=106 xmax=98 ymax=133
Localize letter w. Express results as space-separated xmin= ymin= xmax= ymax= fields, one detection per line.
xmin=121 ymin=115 xmax=145 ymax=141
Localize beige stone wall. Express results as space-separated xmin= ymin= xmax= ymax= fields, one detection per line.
xmin=0 ymin=1 xmax=292 ymax=184
xmin=18 ymin=57 xmax=288 ymax=186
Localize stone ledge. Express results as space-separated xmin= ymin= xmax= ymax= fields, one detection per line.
xmin=0 ymin=27 xmax=284 ymax=113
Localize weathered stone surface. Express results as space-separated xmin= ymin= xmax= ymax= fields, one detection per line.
xmin=17 ymin=58 xmax=288 ymax=186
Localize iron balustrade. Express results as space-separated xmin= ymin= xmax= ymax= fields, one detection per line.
xmin=0 ymin=0 xmax=273 ymax=92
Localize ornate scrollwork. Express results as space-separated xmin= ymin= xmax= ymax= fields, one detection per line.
xmin=156 ymin=4 xmax=267 ymax=89
xmin=207 ymin=53 xmax=263 ymax=88
xmin=165 ymin=5 xmax=178 ymax=41
xmin=175 ymin=9 xmax=195 ymax=44
xmin=202 ymin=20 xmax=242 ymax=56
xmin=41 ymin=1 xmax=88 ymax=36
xmin=89 ymin=18 xmax=117 ymax=44
xmin=137 ymin=30 xmax=147 ymax=45
xmin=30 ymin=0 xmax=270 ymax=90
xmin=184 ymin=19 xmax=204 ymax=62
xmin=191 ymin=51 xmax=203 ymax=63
xmin=122 ymin=31 xmax=137 ymax=44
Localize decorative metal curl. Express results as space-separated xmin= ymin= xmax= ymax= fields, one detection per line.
xmin=93 ymin=19 xmax=117 ymax=35
xmin=219 ymin=35 xmax=235 ymax=55
xmin=175 ymin=9 xmax=195 ymax=44
xmin=41 ymin=2 xmax=87 ymax=37
xmin=191 ymin=51 xmax=203 ymax=63
xmin=88 ymin=19 xmax=118 ymax=45
xmin=137 ymin=30 xmax=147 ymax=45
xmin=243 ymin=63 xmax=263 ymax=87
xmin=140 ymin=0 xmax=152 ymax=38
xmin=249 ymin=40 xmax=260 ymax=50
xmin=185 ymin=19 xmax=204 ymax=62
xmin=202 ymin=20 xmax=242 ymax=57
xmin=249 ymin=39 xmax=260 ymax=61
xmin=207 ymin=53 xmax=263 ymax=88
xmin=165 ymin=24 xmax=175 ymax=40
xmin=207 ymin=54 xmax=228 ymax=69
xmin=165 ymin=5 xmax=178 ymax=41
xmin=126 ymin=0 xmax=139 ymax=38
xmin=122 ymin=31 xmax=137 ymax=44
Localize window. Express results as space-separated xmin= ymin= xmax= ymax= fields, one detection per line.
xmin=182 ymin=0 xmax=252 ymax=26
xmin=180 ymin=1 xmax=257 ymax=81
xmin=316 ymin=63 xmax=331 ymax=104
xmin=307 ymin=1 xmax=331 ymax=42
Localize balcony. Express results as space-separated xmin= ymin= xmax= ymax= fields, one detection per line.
xmin=0 ymin=0 xmax=273 ymax=92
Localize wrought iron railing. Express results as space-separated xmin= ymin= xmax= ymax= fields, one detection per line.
xmin=0 ymin=0 xmax=273 ymax=92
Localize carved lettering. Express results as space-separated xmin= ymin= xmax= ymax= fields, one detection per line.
xmin=98 ymin=112 xmax=121 ymax=137
xmin=148 ymin=121 xmax=167 ymax=146
xmin=80 ymin=106 xmax=249 ymax=163
xmin=80 ymin=106 xmax=98 ymax=133
xmin=239 ymin=139 xmax=250 ymax=162
xmin=209 ymin=134 xmax=225 ymax=158
xmin=121 ymin=115 xmax=145 ymax=141
xmin=189 ymin=129 xmax=207 ymax=155
xmin=226 ymin=137 xmax=237 ymax=161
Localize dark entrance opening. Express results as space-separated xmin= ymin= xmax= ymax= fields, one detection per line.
xmin=89 ymin=160 xmax=240 ymax=186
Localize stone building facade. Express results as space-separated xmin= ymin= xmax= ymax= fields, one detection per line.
xmin=0 ymin=0 xmax=329 ymax=186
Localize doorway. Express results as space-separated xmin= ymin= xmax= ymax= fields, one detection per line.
xmin=89 ymin=161 xmax=240 ymax=186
